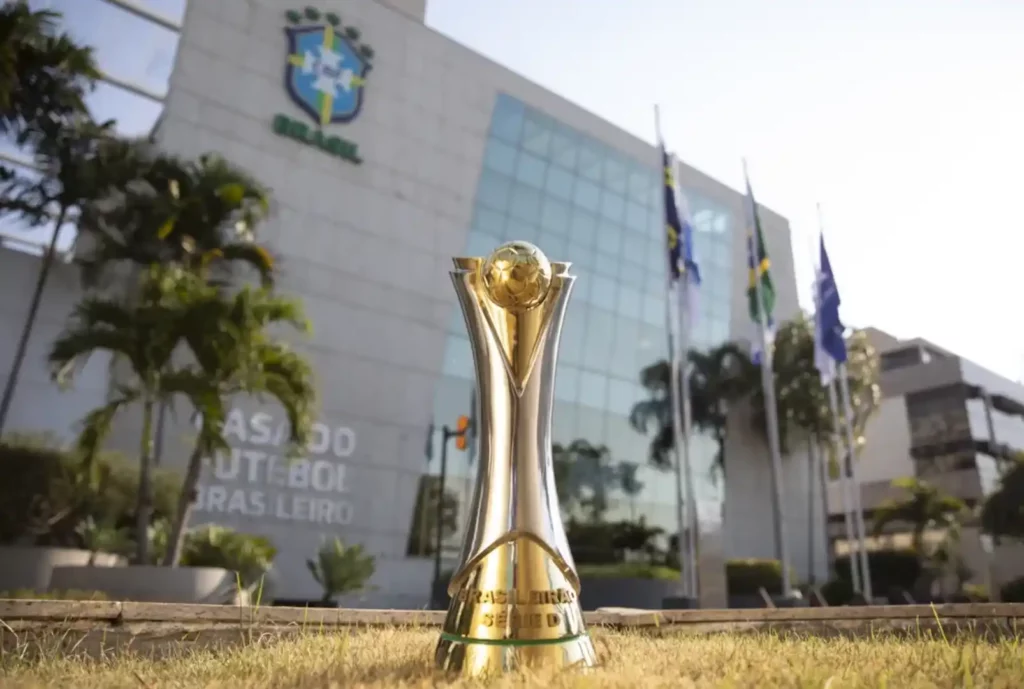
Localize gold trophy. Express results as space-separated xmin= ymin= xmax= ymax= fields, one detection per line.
xmin=435 ymin=241 xmax=597 ymax=676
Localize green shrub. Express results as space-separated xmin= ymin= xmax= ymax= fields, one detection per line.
xmin=307 ymin=538 xmax=376 ymax=602
xmin=0 ymin=435 xmax=179 ymax=549
xmin=833 ymin=549 xmax=921 ymax=594
xmin=577 ymin=563 xmax=680 ymax=580
xmin=819 ymin=577 xmax=855 ymax=605
xmin=149 ymin=522 xmax=277 ymax=587
xmin=0 ymin=588 xmax=110 ymax=601
xmin=726 ymin=559 xmax=793 ymax=596
xmin=1000 ymin=576 xmax=1024 ymax=603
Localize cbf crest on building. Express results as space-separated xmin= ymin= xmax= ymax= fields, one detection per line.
xmin=271 ymin=8 xmax=374 ymax=165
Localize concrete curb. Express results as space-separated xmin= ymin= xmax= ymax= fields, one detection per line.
xmin=2 ymin=600 xmax=1022 ymax=658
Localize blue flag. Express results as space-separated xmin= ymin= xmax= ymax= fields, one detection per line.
xmin=662 ymin=152 xmax=702 ymax=323
xmin=815 ymin=233 xmax=848 ymax=370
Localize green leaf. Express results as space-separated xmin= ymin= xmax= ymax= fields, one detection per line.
xmin=156 ymin=214 xmax=177 ymax=240
xmin=216 ymin=183 xmax=246 ymax=205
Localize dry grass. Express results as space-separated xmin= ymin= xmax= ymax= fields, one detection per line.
xmin=2 ymin=627 xmax=1024 ymax=688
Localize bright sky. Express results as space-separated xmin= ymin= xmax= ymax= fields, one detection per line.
xmin=10 ymin=0 xmax=1024 ymax=379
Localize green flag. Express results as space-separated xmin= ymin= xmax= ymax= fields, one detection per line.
xmin=744 ymin=177 xmax=776 ymax=325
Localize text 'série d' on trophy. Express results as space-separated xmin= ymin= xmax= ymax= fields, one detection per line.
xmin=434 ymin=240 xmax=598 ymax=677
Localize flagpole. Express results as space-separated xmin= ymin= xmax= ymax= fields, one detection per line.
xmin=812 ymin=209 xmax=860 ymax=595
xmin=671 ymin=153 xmax=701 ymax=600
xmin=837 ymin=365 xmax=873 ymax=602
xmin=743 ymin=158 xmax=793 ymax=598
xmin=825 ymin=370 xmax=861 ymax=595
xmin=655 ymin=105 xmax=694 ymax=599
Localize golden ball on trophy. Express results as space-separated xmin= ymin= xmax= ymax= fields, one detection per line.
xmin=479 ymin=240 xmax=552 ymax=310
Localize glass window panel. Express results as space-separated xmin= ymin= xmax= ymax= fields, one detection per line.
xmin=711 ymin=317 xmax=731 ymax=345
xmin=552 ymin=402 xmax=578 ymax=446
xmin=596 ymin=219 xmax=623 ymax=256
xmin=472 ymin=204 xmax=506 ymax=237
xmin=619 ymin=262 xmax=644 ymax=289
xmin=545 ymin=165 xmax=575 ymax=201
xmin=712 ymin=237 xmax=731 ymax=266
xmin=576 ymin=407 xmax=608 ymax=448
xmin=536 ymin=232 xmax=568 ymax=261
xmin=599 ymin=191 xmax=626 ymax=223
xmin=521 ymin=111 xmax=552 ymax=157
xmin=508 ymin=184 xmax=543 ymax=224
xmin=616 ymin=283 xmax=642 ymax=319
xmin=625 ymin=201 xmax=647 ymax=234
xmin=483 ymin=138 xmax=517 ymax=175
xmin=477 ymin=170 xmax=512 ymax=212
xmin=567 ymin=242 xmax=597 ymax=274
xmin=560 ymin=305 xmax=587 ymax=365
xmin=577 ymin=141 xmax=604 ymax=182
xmin=646 ymin=238 xmax=666 ymax=273
xmin=442 ymin=337 xmax=474 ymax=379
xmin=636 ymin=323 xmax=666 ymax=373
xmin=466 ymin=231 xmax=501 ymax=259
xmin=572 ymin=179 xmax=600 ymax=212
xmin=591 ymin=275 xmax=617 ymax=312
xmin=603 ymin=155 xmax=628 ymax=195
xmin=550 ymin=126 xmax=579 ymax=169
xmin=642 ymin=293 xmax=665 ymax=328
xmin=569 ymin=209 xmax=598 ymax=249
xmin=646 ymin=261 xmax=667 ymax=295
xmin=627 ymin=167 xmax=650 ymax=202
xmin=623 ymin=236 xmax=648 ymax=265
xmin=540 ymin=197 xmax=571 ymax=236
xmin=506 ymin=217 xmax=539 ymax=244
xmin=610 ymin=317 xmax=641 ymax=380
xmin=447 ymin=306 xmax=466 ymax=336
xmin=579 ymin=371 xmax=609 ymax=411
xmin=556 ymin=365 xmax=581 ymax=403
xmin=574 ymin=269 xmax=593 ymax=305
xmin=647 ymin=208 xmax=663 ymax=241
xmin=491 ymin=94 xmax=525 ymax=143
xmin=646 ymin=176 xmax=661 ymax=210
xmin=515 ymin=151 xmax=547 ymax=189
xmin=595 ymin=253 xmax=620 ymax=279
xmin=583 ymin=308 xmax=615 ymax=371
xmin=607 ymin=378 xmax=638 ymax=417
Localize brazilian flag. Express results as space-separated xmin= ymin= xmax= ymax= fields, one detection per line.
xmin=745 ymin=179 xmax=776 ymax=325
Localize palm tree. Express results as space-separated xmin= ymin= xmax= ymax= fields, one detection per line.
xmin=48 ymin=265 xmax=314 ymax=565
xmin=0 ymin=121 xmax=150 ymax=436
xmin=617 ymin=462 xmax=644 ymax=521
xmin=748 ymin=315 xmax=881 ymax=460
xmin=552 ymin=439 xmax=617 ymax=521
xmin=49 ymin=266 xmax=210 ymax=563
xmin=872 ymin=477 xmax=967 ymax=567
xmin=162 ymin=287 xmax=316 ymax=567
xmin=629 ymin=343 xmax=753 ymax=474
xmin=0 ymin=2 xmax=98 ymax=150
xmin=74 ymin=151 xmax=276 ymax=289
xmin=980 ymin=453 xmax=1024 ymax=544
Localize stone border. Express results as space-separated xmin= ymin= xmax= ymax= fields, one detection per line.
xmin=2 ymin=601 xmax=1022 ymax=658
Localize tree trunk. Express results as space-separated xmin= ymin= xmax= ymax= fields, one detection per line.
xmin=0 ymin=208 xmax=68 ymax=436
xmin=135 ymin=396 xmax=155 ymax=565
xmin=163 ymin=441 xmax=205 ymax=567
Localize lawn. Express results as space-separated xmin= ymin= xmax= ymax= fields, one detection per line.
xmin=2 ymin=627 xmax=1023 ymax=688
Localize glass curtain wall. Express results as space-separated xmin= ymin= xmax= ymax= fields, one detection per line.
xmin=411 ymin=93 xmax=735 ymax=572
xmin=1 ymin=0 xmax=184 ymax=250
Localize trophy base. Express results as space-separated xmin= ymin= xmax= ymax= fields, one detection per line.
xmin=434 ymin=630 xmax=597 ymax=677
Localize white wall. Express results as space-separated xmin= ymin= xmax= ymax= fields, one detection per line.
xmin=723 ymin=399 xmax=829 ymax=586
xmin=0 ymin=248 xmax=109 ymax=444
